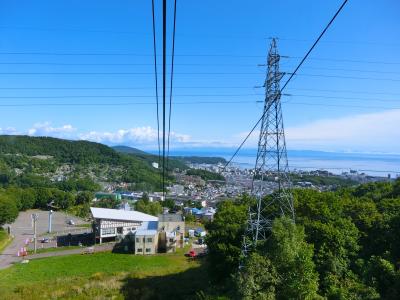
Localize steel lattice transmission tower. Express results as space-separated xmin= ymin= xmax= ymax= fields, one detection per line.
xmin=242 ymin=38 xmax=295 ymax=258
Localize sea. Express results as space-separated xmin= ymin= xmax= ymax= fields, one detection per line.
xmin=164 ymin=149 xmax=400 ymax=178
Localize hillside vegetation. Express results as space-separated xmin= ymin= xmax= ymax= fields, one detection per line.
xmin=205 ymin=179 xmax=400 ymax=299
xmin=0 ymin=135 xmax=182 ymax=223
xmin=0 ymin=135 xmax=177 ymax=191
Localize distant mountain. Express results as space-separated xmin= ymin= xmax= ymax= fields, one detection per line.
xmin=113 ymin=145 xmax=227 ymax=165
xmin=112 ymin=145 xmax=149 ymax=156
xmin=112 ymin=145 xmax=189 ymax=171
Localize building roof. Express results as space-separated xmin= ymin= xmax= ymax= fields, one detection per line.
xmin=90 ymin=207 xmax=158 ymax=222
xmin=135 ymin=229 xmax=158 ymax=236
xmin=138 ymin=221 xmax=158 ymax=230
xmin=191 ymin=208 xmax=202 ymax=214
xmin=158 ymin=213 xmax=184 ymax=222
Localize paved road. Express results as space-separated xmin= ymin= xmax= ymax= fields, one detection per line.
xmin=0 ymin=210 xmax=88 ymax=270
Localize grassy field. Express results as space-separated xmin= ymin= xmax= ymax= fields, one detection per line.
xmin=0 ymin=229 xmax=12 ymax=254
xmin=0 ymin=250 xmax=212 ymax=300
xmin=27 ymin=245 xmax=82 ymax=254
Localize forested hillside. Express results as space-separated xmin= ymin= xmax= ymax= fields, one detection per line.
xmin=0 ymin=135 xmax=176 ymax=190
xmin=0 ymin=135 xmax=180 ymax=223
xmin=206 ymin=179 xmax=400 ymax=299
xmin=113 ymin=145 xmax=189 ymax=171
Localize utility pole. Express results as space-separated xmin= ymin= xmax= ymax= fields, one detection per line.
xmin=48 ymin=210 xmax=53 ymax=233
xmin=31 ymin=213 xmax=38 ymax=254
xmin=242 ymin=38 xmax=295 ymax=261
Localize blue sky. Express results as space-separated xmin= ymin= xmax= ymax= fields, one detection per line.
xmin=0 ymin=0 xmax=399 ymax=153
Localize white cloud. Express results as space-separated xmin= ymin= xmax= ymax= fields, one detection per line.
xmin=231 ymin=109 xmax=400 ymax=153
xmin=2 ymin=109 xmax=399 ymax=153
xmin=0 ymin=127 xmax=18 ymax=135
xmin=79 ymin=126 xmax=191 ymax=146
xmin=28 ymin=122 xmax=76 ymax=137
xmin=285 ymin=109 xmax=400 ymax=152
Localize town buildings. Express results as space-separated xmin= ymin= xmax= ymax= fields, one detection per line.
xmin=90 ymin=207 xmax=184 ymax=255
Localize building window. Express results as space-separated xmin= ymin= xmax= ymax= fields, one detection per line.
xmin=145 ymin=248 xmax=151 ymax=253
xmin=117 ymin=227 xmax=123 ymax=234
xmin=101 ymin=228 xmax=115 ymax=235
xmin=169 ymin=238 xmax=175 ymax=243
xmin=147 ymin=238 xmax=153 ymax=243
xmin=136 ymin=238 xmax=140 ymax=243
xmin=137 ymin=248 xmax=142 ymax=252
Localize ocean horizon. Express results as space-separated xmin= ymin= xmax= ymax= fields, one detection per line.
xmin=150 ymin=148 xmax=400 ymax=178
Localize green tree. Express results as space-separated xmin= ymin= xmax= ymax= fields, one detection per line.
xmin=163 ymin=198 xmax=176 ymax=210
xmin=0 ymin=194 xmax=18 ymax=225
xmin=76 ymin=191 xmax=94 ymax=205
xmin=135 ymin=199 xmax=162 ymax=216
xmin=362 ymin=256 xmax=399 ymax=299
xmin=266 ymin=217 xmax=319 ymax=299
xmin=205 ymin=198 xmax=250 ymax=282
xmin=236 ymin=252 xmax=279 ymax=300
xmin=94 ymin=197 xmax=120 ymax=209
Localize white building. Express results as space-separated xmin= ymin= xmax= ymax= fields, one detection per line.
xmin=90 ymin=207 xmax=158 ymax=245
xmin=90 ymin=207 xmax=184 ymax=255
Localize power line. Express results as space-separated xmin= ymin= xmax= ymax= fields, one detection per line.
xmin=294 ymin=73 xmax=400 ymax=82
xmin=0 ymin=62 xmax=258 ymax=66
xmin=167 ymin=0 xmax=177 ymax=172
xmin=0 ymin=94 xmax=263 ymax=98
xmin=162 ymin=0 xmax=167 ymax=197
xmin=222 ymin=0 xmax=349 ymax=171
xmin=2 ymin=25 xmax=399 ymax=49
xmin=287 ymin=56 xmax=400 ymax=65
xmin=0 ymin=86 xmax=399 ymax=97
xmin=286 ymin=87 xmax=400 ymax=97
xmin=284 ymin=102 xmax=400 ymax=110
xmin=261 ymin=65 xmax=400 ymax=75
xmin=151 ymin=0 xmax=162 ymax=188
xmin=0 ymin=86 xmax=257 ymax=90
xmin=0 ymin=101 xmax=397 ymax=109
xmin=2 ymin=62 xmax=400 ymax=72
xmin=289 ymin=94 xmax=400 ymax=103
xmin=0 ymin=93 xmax=398 ymax=104
xmin=0 ymin=72 xmax=399 ymax=83
xmin=0 ymin=50 xmax=399 ymax=65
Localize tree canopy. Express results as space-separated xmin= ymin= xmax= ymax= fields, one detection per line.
xmin=206 ymin=179 xmax=400 ymax=299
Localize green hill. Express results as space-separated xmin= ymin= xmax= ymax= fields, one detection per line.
xmin=113 ymin=145 xmax=227 ymax=167
xmin=0 ymin=135 xmax=120 ymax=165
xmin=0 ymin=135 xmax=165 ymax=191
xmin=112 ymin=145 xmax=189 ymax=171
xmin=112 ymin=145 xmax=149 ymax=156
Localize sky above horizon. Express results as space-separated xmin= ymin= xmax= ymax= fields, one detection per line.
xmin=0 ymin=0 xmax=399 ymax=153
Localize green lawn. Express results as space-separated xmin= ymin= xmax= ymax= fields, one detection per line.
xmin=0 ymin=250 xmax=211 ymax=300
xmin=27 ymin=245 xmax=82 ymax=254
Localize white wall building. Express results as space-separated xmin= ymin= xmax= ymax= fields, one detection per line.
xmin=91 ymin=207 xmax=158 ymax=245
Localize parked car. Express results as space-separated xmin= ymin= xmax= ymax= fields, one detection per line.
xmin=185 ymin=249 xmax=197 ymax=258
xmin=67 ymin=219 xmax=75 ymax=225
xmin=41 ymin=238 xmax=50 ymax=243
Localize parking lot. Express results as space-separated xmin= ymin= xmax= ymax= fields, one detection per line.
xmin=0 ymin=210 xmax=89 ymax=269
